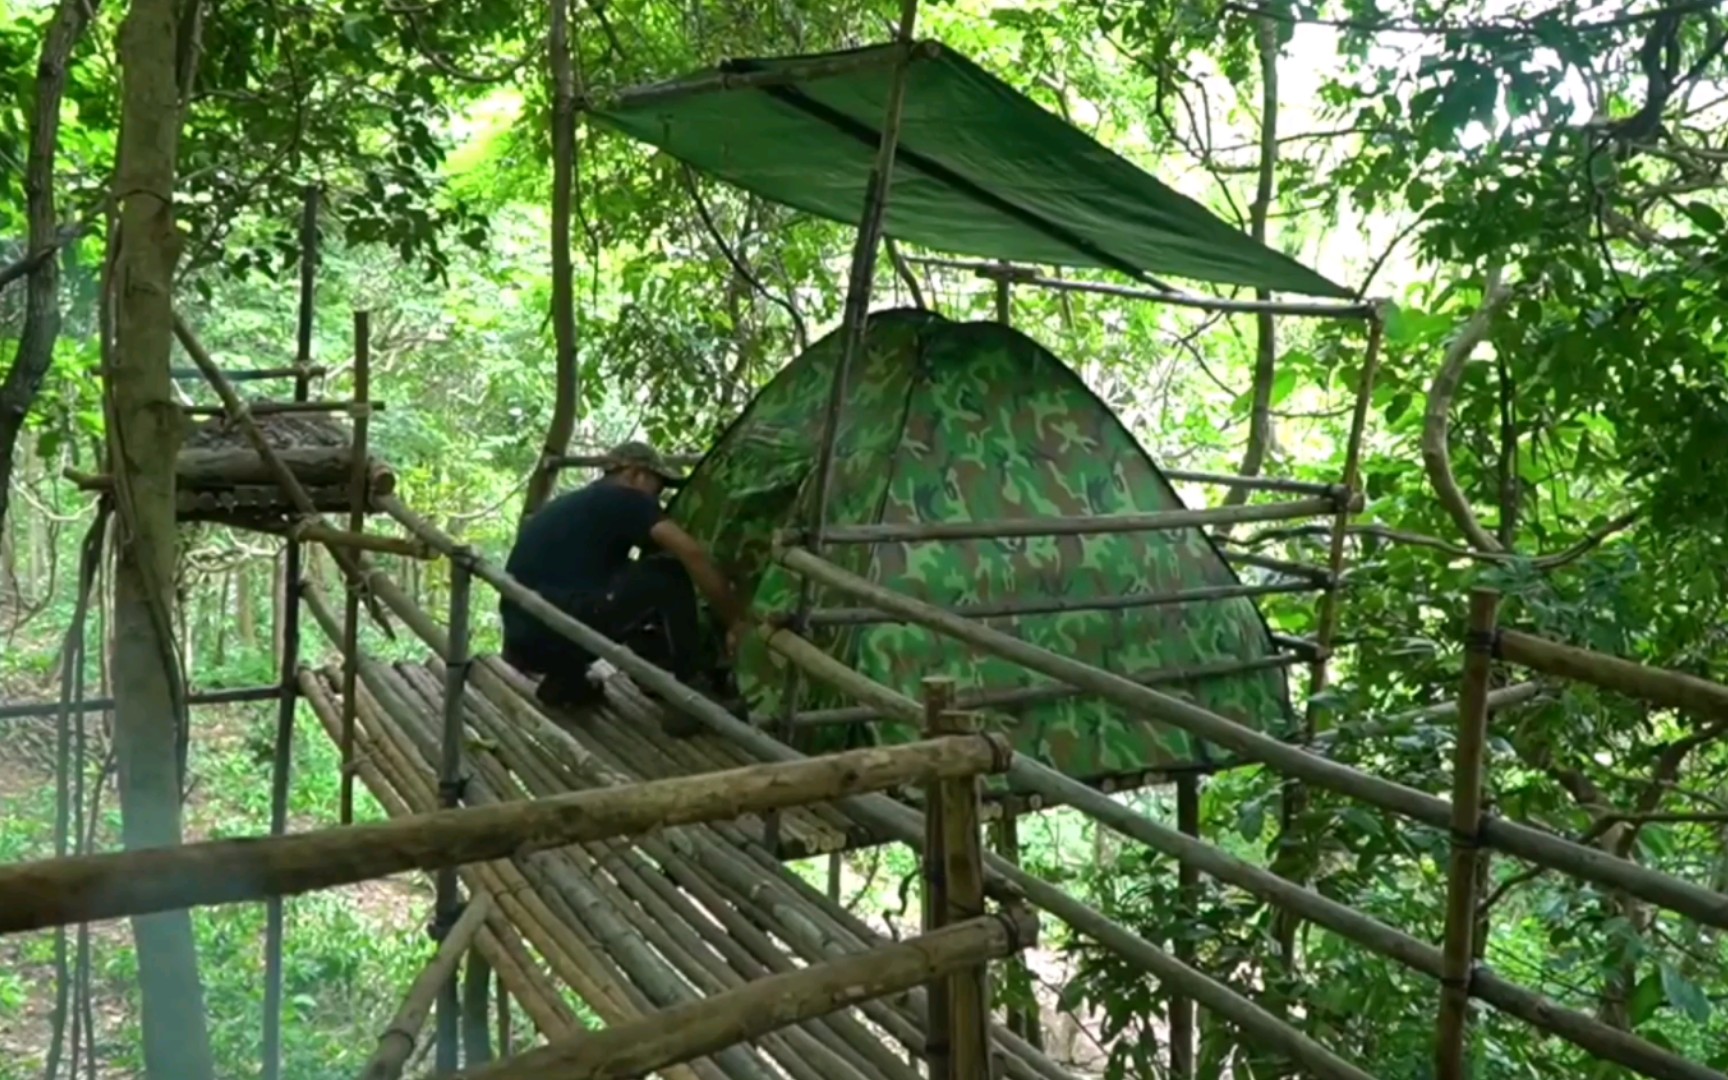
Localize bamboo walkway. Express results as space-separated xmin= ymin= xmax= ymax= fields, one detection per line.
xmin=299 ymin=651 xmax=1075 ymax=1080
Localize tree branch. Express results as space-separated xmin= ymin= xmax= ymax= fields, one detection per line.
xmin=1421 ymin=264 xmax=1513 ymax=554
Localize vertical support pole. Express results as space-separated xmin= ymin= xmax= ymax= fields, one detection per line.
xmin=435 ymin=554 xmax=473 ymax=1071
xmin=827 ymin=851 xmax=843 ymax=902
xmin=921 ymin=677 xmax=955 ymax=1080
xmin=992 ymin=812 xmax=1042 ymax=1052
xmin=462 ymin=951 xmax=493 ymax=1066
xmin=262 ymin=183 xmax=320 ymax=1080
xmin=937 ymin=712 xmax=989 ymax=1079
xmin=495 ymin=968 xmax=511 ymax=1058
xmin=765 ymin=2 xmax=922 ymax=858
xmin=1272 ymin=311 xmax=1384 ymax=969
xmin=339 ymin=309 xmax=371 ymax=826
xmin=1170 ymin=775 xmax=1201 ymax=1079
xmin=1435 ymin=588 xmax=1498 ymax=1080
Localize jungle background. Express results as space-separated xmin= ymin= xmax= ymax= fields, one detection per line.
xmin=3 ymin=0 xmax=1728 ymax=1076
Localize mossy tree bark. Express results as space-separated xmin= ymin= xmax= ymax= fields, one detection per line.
xmin=106 ymin=0 xmax=215 ymax=1074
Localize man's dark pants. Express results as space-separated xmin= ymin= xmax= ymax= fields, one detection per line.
xmin=504 ymin=554 xmax=705 ymax=705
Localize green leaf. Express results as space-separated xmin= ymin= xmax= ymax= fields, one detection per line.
xmin=1629 ymin=970 xmax=1664 ymax=1027
xmin=1659 ymin=962 xmax=1711 ymax=1023
xmin=1681 ymin=201 xmax=1725 ymax=234
xmin=1270 ymin=366 xmax=1298 ymax=407
xmin=1237 ymin=797 xmax=1266 ymax=843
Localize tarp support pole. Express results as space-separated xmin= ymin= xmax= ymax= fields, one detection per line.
xmin=435 ymin=554 xmax=475 ymax=1071
xmin=766 ymin=0 xmax=922 ymax=855
xmin=1171 ymin=774 xmax=1200 ymax=1078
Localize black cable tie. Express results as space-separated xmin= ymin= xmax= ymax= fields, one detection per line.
xmin=1464 ymin=628 xmax=1503 ymax=657
xmin=427 ymin=899 xmax=466 ymax=942
xmin=438 ymin=776 xmax=469 ymax=806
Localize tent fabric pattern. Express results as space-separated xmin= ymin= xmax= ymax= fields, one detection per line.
xmin=592 ymin=42 xmax=1350 ymax=299
xmin=669 ymin=309 xmax=1294 ymax=785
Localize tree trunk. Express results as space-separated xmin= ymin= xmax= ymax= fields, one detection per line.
xmin=0 ymin=0 xmax=96 ymax=541
xmin=1224 ymin=13 xmax=1280 ymax=508
xmin=235 ymin=561 xmax=256 ymax=650
xmin=106 ymin=0 xmax=215 ymax=1072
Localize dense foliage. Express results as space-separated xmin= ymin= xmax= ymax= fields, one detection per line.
xmin=3 ymin=0 xmax=1727 ymax=1076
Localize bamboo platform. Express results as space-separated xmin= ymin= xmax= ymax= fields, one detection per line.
xmin=301 ymin=652 xmax=1076 ymax=1080
xmin=68 ymin=411 xmax=393 ymax=528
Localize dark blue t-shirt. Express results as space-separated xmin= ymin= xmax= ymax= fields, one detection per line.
xmin=501 ymin=479 xmax=665 ymax=636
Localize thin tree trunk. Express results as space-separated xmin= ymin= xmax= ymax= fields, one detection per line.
xmin=1421 ymin=263 xmax=1511 ymax=554
xmin=520 ymin=0 xmax=580 ymax=521
xmin=106 ymin=0 xmax=215 ymax=1071
xmin=235 ymin=561 xmax=256 ymax=649
xmin=0 ymin=0 xmax=96 ymax=540
xmin=1224 ymin=14 xmax=1280 ymax=507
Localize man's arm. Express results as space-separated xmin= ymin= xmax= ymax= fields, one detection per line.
xmin=648 ymin=519 xmax=750 ymax=629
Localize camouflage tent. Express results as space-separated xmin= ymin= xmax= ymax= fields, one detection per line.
xmin=670 ymin=308 xmax=1294 ymax=786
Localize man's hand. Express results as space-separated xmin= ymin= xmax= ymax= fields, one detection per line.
xmin=724 ymin=618 xmax=749 ymax=660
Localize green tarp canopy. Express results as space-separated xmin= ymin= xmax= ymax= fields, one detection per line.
xmin=593 ymin=41 xmax=1349 ymax=299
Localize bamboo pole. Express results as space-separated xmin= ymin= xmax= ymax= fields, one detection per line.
xmin=340 ymin=310 xmax=372 ymax=825
xmin=0 ymin=684 xmax=280 ymax=721
xmin=799 ymin=495 xmax=1343 ymax=545
xmin=182 ymin=400 xmax=382 ymax=417
xmin=776 ymin=544 xmax=1728 ymax=931
xmin=921 ymin=679 xmax=955 ymax=1080
xmin=435 ymin=558 xmax=474 ymax=1071
xmin=289 ymin=520 xmax=432 ymax=559
xmin=782 ymin=651 xmax=1302 ymax=728
xmin=0 ymin=737 xmax=1008 ymax=934
xmin=584 ymin=41 xmax=933 ymax=111
xmin=1435 ymin=590 xmax=1498 ymax=1079
xmin=1170 ymin=775 xmax=1199 ymax=1080
xmin=784 ymin=650 xmax=1726 ymax=1080
xmin=933 ymin=695 xmax=989 ymax=1080
xmin=463 ymin=954 xmax=493 ymax=1067
xmin=171 ymin=364 xmax=325 ymax=383
xmin=768 ymin=0 xmax=924 ymax=857
xmin=361 ymin=894 xmax=494 ymax=1080
xmin=798 ymin=577 xmax=1317 ymax=627
xmin=1497 ymin=628 xmax=1728 ymax=721
xmin=435 ymin=912 xmax=1036 ymax=1080
xmin=904 ymin=255 xmax=1381 ymax=319
xmin=264 ymin=185 xmax=320 ymax=1080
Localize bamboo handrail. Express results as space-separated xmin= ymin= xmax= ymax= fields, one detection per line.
xmin=770 ymin=633 xmax=1725 ymax=1080
xmin=793 ymin=495 xmax=1346 ymax=545
xmin=0 ymin=684 xmax=280 ymax=721
xmin=775 ymin=544 xmax=1728 ymax=932
xmin=1497 ymin=628 xmax=1728 ymax=721
xmin=794 ymin=576 xmax=1318 ymax=627
xmin=362 ymin=893 xmax=494 ymax=1080
xmin=434 ymin=912 xmax=1035 ymax=1080
xmin=0 ymin=737 xmax=1008 ymax=934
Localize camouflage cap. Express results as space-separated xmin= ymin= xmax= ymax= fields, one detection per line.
xmin=602 ymin=440 xmax=688 ymax=486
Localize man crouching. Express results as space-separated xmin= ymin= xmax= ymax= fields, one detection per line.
xmin=500 ymin=440 xmax=750 ymax=725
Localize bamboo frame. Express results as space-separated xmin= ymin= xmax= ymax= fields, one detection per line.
xmin=360 ymin=892 xmax=494 ymax=1080
xmin=182 ymin=399 xmax=382 ymax=418
xmin=774 ymin=545 xmax=1728 ymax=931
xmin=171 ymin=364 xmax=325 ymax=383
xmin=340 ymin=310 xmax=372 ymax=825
xmin=921 ymin=679 xmax=955 ymax=1080
xmin=263 ymin=184 xmax=320 ymax=1080
xmin=0 ymin=684 xmax=280 ymax=721
xmin=435 ymin=557 xmax=475 ymax=1071
xmin=1170 ymin=774 xmax=1199 ymax=1079
xmin=1435 ymin=590 xmax=1497 ymax=1079
xmin=443 ymin=912 xmax=1034 ymax=1080
xmin=767 ymin=0 xmax=925 ymax=858
xmin=1496 ymin=629 xmax=1728 ymax=720
xmin=0 ymin=737 xmax=1007 ymax=935
xmin=929 ymin=688 xmax=989 ymax=1080
xmin=905 ymin=255 xmax=1381 ymax=319
xmin=796 ymin=577 xmax=1319 ymax=627
xmin=287 ymin=520 xmax=432 ymax=559
xmin=773 ymin=636 xmax=1726 ymax=1080
xmin=798 ymin=494 xmax=1345 ymax=545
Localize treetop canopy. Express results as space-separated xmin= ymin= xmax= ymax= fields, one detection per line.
xmin=591 ymin=41 xmax=1350 ymax=299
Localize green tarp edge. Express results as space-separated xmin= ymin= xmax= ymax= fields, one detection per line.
xmin=592 ymin=41 xmax=1350 ymax=299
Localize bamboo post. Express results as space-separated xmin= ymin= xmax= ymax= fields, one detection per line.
xmin=992 ymin=813 xmax=1042 ymax=1052
xmin=360 ymin=893 xmax=493 ymax=1080
xmin=340 ymin=310 xmax=372 ymax=825
xmin=463 ymin=952 xmax=493 ymax=1067
xmin=1170 ymin=775 xmax=1200 ymax=1079
xmin=766 ymin=0 xmax=923 ymax=856
xmin=773 ymin=544 xmax=1728 ymax=931
xmin=263 ymin=184 xmax=321 ymax=1080
xmin=1435 ymin=589 xmax=1499 ymax=1079
xmin=436 ymin=555 xmax=475 ymax=1071
xmin=921 ymin=678 xmax=955 ymax=1080
xmin=928 ymin=687 xmax=989 ymax=1080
